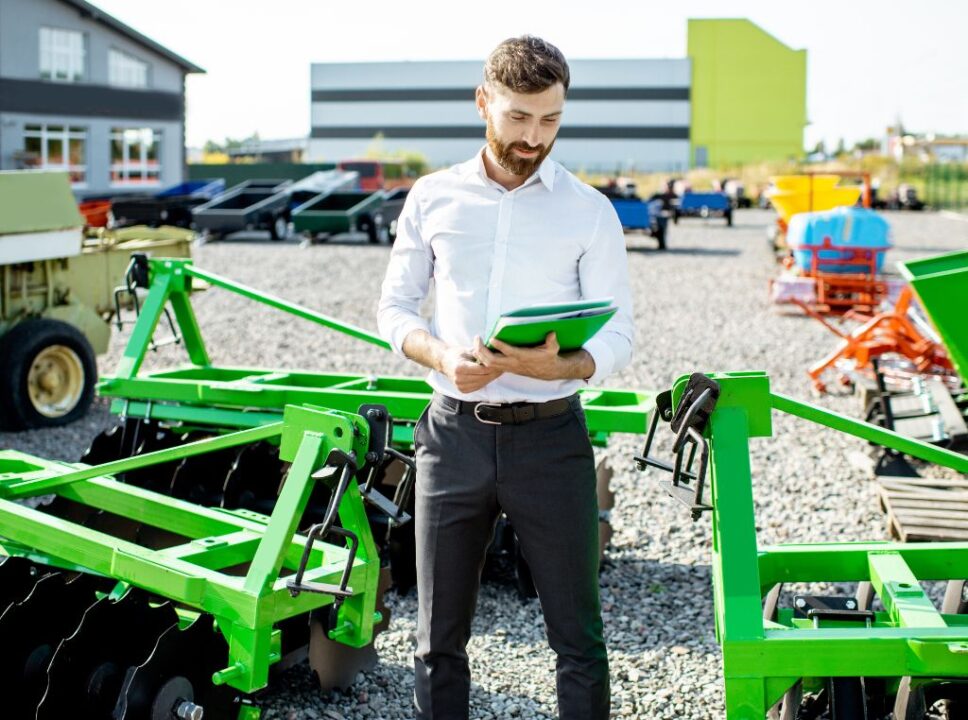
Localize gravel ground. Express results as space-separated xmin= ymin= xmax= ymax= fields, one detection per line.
xmin=2 ymin=209 xmax=967 ymax=719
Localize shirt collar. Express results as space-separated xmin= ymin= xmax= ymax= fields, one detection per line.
xmin=466 ymin=146 xmax=556 ymax=192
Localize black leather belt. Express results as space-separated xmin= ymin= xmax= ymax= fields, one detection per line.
xmin=435 ymin=393 xmax=578 ymax=425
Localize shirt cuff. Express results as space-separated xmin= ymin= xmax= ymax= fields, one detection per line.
xmin=390 ymin=317 xmax=431 ymax=357
xmin=582 ymin=336 xmax=615 ymax=385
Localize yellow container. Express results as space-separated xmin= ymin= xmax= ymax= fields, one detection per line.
xmin=767 ymin=174 xmax=861 ymax=224
xmin=770 ymin=174 xmax=842 ymax=193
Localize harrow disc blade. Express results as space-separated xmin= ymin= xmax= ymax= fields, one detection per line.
xmin=308 ymin=566 xmax=392 ymax=691
xmin=0 ymin=571 xmax=103 ymax=716
xmin=114 ymin=614 xmax=237 ymax=720
xmin=220 ymin=441 xmax=286 ymax=516
xmin=37 ymin=590 xmax=180 ymax=720
xmin=0 ymin=556 xmax=49 ymax=611
xmin=169 ymin=445 xmax=241 ymax=508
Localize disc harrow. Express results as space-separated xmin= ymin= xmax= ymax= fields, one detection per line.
xmin=0 ymin=402 xmax=399 ymax=719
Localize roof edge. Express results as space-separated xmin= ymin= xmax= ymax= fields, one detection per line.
xmin=59 ymin=0 xmax=205 ymax=74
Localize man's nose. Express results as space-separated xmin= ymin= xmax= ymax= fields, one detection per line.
xmin=521 ymin=122 xmax=542 ymax=147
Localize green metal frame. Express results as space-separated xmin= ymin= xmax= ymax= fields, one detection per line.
xmin=97 ymin=257 xmax=653 ymax=439
xmin=0 ymin=403 xmax=381 ymax=704
xmin=660 ymin=371 xmax=968 ymax=718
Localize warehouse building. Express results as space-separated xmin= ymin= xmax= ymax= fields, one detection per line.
xmin=308 ymin=19 xmax=806 ymax=172
xmin=0 ymin=0 xmax=203 ymax=196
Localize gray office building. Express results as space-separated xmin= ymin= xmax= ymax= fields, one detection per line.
xmin=0 ymin=0 xmax=203 ymax=196
xmin=308 ymin=59 xmax=691 ymax=173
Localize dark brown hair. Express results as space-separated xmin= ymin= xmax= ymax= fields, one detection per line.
xmin=484 ymin=35 xmax=570 ymax=95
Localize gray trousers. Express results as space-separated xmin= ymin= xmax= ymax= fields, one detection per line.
xmin=412 ymin=393 xmax=609 ymax=720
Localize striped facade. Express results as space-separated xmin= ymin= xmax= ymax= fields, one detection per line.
xmin=308 ymin=59 xmax=691 ymax=173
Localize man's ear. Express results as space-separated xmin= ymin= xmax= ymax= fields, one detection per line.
xmin=475 ymin=85 xmax=488 ymax=121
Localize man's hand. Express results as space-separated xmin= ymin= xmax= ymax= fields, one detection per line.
xmin=473 ymin=333 xmax=596 ymax=381
xmin=440 ymin=346 xmax=504 ymax=393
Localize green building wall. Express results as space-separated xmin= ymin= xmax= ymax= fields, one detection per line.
xmin=688 ymin=19 xmax=807 ymax=168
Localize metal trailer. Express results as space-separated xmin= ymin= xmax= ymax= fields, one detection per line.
xmin=375 ymin=187 xmax=409 ymax=244
xmin=0 ymin=171 xmax=192 ymax=430
xmin=605 ymin=196 xmax=668 ymax=250
xmin=636 ymin=371 xmax=968 ymax=718
xmin=109 ymin=179 xmax=226 ymax=229
xmin=292 ymin=191 xmax=386 ymax=244
xmin=673 ymin=191 xmax=733 ymax=226
xmin=191 ymin=179 xmax=294 ymax=242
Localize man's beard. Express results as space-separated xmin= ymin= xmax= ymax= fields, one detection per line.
xmin=486 ymin=119 xmax=554 ymax=177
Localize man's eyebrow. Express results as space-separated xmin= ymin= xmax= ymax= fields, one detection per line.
xmin=508 ymin=109 xmax=563 ymax=118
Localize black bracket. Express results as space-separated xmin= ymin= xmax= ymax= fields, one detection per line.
xmin=112 ymin=253 xmax=181 ymax=350
xmin=287 ymin=449 xmax=360 ymax=601
xmin=634 ymin=373 xmax=720 ymax=520
xmin=356 ymin=404 xmax=415 ymax=527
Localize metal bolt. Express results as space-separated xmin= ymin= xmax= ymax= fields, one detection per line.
xmin=175 ymin=700 xmax=204 ymax=720
xmin=365 ymin=451 xmax=380 ymax=464
xmin=795 ymin=597 xmax=806 ymax=609
xmin=845 ymin=599 xmax=856 ymax=610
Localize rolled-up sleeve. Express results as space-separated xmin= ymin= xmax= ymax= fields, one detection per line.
xmin=579 ymin=199 xmax=634 ymax=384
xmin=377 ymin=181 xmax=435 ymax=355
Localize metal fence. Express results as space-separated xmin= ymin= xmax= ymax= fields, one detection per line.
xmin=921 ymin=163 xmax=968 ymax=210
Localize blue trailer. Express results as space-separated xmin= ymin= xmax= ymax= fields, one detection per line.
xmin=673 ymin=191 xmax=733 ymax=226
xmin=596 ymin=186 xmax=668 ymax=249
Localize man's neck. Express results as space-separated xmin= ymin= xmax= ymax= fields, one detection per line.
xmin=482 ymin=147 xmax=530 ymax=191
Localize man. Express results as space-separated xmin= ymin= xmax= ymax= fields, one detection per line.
xmin=377 ymin=35 xmax=633 ymax=720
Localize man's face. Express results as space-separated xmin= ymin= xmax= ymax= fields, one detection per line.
xmin=476 ymin=82 xmax=565 ymax=177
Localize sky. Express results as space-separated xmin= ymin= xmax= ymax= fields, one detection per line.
xmin=91 ymin=0 xmax=968 ymax=152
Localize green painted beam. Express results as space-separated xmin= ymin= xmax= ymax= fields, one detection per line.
xmin=0 ymin=423 xmax=284 ymax=498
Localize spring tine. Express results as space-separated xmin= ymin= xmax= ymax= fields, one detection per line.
xmin=37 ymin=590 xmax=179 ymax=720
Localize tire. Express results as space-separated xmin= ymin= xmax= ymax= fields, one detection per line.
xmin=358 ymin=215 xmax=379 ymax=244
xmin=0 ymin=319 xmax=97 ymax=430
xmin=269 ymin=214 xmax=289 ymax=241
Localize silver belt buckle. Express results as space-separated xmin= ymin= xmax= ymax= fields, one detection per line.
xmin=473 ymin=402 xmax=503 ymax=425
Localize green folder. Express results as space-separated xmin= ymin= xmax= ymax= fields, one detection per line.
xmin=485 ymin=301 xmax=617 ymax=351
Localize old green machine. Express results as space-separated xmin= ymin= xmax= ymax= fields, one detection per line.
xmin=637 ymin=371 xmax=968 ymax=719
xmin=0 ymin=255 xmax=653 ymax=719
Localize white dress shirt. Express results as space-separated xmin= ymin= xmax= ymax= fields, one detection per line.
xmin=377 ymin=148 xmax=634 ymax=403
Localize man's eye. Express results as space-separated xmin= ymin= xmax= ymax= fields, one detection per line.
xmin=542 ymin=118 xmax=559 ymax=125
xmin=511 ymin=115 xmax=525 ymax=121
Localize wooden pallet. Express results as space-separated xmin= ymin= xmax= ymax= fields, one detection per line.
xmin=877 ymin=475 xmax=968 ymax=541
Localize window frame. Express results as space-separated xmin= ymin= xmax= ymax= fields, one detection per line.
xmin=108 ymin=47 xmax=150 ymax=89
xmin=110 ymin=127 xmax=163 ymax=187
xmin=23 ymin=123 xmax=88 ymax=187
xmin=39 ymin=26 xmax=86 ymax=83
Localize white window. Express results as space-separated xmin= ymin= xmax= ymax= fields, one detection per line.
xmin=109 ymin=49 xmax=148 ymax=89
xmin=111 ymin=127 xmax=161 ymax=185
xmin=39 ymin=27 xmax=85 ymax=82
xmin=23 ymin=124 xmax=87 ymax=185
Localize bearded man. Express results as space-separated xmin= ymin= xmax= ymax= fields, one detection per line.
xmin=377 ymin=35 xmax=633 ymax=720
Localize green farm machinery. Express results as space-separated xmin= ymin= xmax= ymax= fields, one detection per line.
xmin=0 ymin=255 xmax=653 ymax=719
xmin=637 ymin=371 xmax=968 ymax=719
